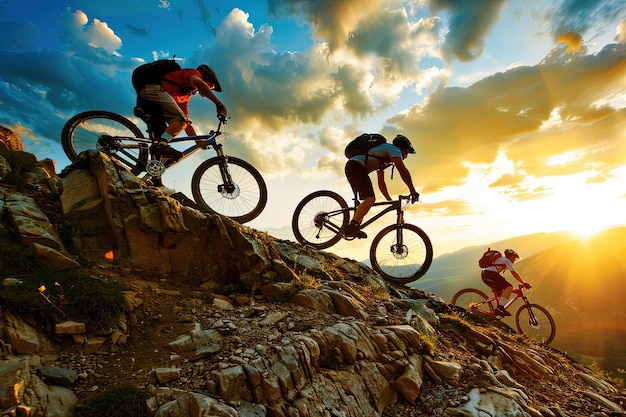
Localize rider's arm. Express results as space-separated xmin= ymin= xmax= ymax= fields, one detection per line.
xmin=510 ymin=270 xmax=526 ymax=285
xmin=501 ymin=258 xmax=527 ymax=285
xmin=390 ymin=157 xmax=418 ymax=195
xmin=377 ymin=170 xmax=392 ymax=201
xmin=189 ymin=75 xmax=227 ymax=117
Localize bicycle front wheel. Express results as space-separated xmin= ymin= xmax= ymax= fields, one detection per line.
xmin=191 ymin=156 xmax=267 ymax=224
xmin=515 ymin=303 xmax=556 ymax=345
xmin=451 ymin=288 xmax=495 ymax=314
xmin=370 ymin=223 xmax=433 ymax=284
xmin=291 ymin=190 xmax=349 ymax=249
xmin=61 ymin=111 xmax=148 ymax=175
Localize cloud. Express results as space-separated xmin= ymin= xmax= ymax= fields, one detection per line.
xmin=0 ymin=5 xmax=39 ymax=51
xmin=386 ymin=38 xmax=626 ymax=194
xmin=0 ymin=1 xmax=625 ymax=206
xmin=618 ymin=18 xmax=626 ymax=43
xmin=125 ymin=23 xmax=149 ymax=37
xmin=557 ymin=32 xmax=583 ymax=54
xmin=268 ymin=0 xmax=390 ymax=51
xmin=429 ymin=0 xmax=507 ymax=63
xmin=58 ymin=9 xmax=123 ymax=57
xmin=549 ymin=0 xmax=626 ymax=40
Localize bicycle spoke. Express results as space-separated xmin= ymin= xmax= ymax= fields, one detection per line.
xmin=370 ymin=224 xmax=433 ymax=284
xmin=61 ymin=111 xmax=147 ymax=175
xmin=515 ymin=304 xmax=556 ymax=345
xmin=192 ymin=157 xmax=267 ymax=224
xmin=451 ymin=289 xmax=495 ymax=314
xmin=291 ymin=191 xmax=348 ymax=249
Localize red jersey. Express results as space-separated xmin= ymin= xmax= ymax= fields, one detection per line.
xmin=161 ymin=69 xmax=202 ymax=114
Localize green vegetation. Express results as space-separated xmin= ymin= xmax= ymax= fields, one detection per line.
xmin=74 ymin=385 xmax=147 ymax=417
xmin=0 ymin=232 xmax=125 ymax=331
xmin=0 ymin=146 xmax=38 ymax=186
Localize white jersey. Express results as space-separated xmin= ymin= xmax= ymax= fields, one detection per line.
xmin=349 ymin=143 xmax=403 ymax=173
xmin=483 ymin=256 xmax=516 ymax=274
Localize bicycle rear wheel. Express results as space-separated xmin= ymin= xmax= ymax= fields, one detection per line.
xmin=515 ymin=303 xmax=556 ymax=345
xmin=369 ymin=223 xmax=433 ymax=284
xmin=61 ymin=111 xmax=148 ymax=175
xmin=450 ymin=288 xmax=495 ymax=314
xmin=291 ymin=190 xmax=349 ymax=249
xmin=191 ymin=156 xmax=267 ymax=224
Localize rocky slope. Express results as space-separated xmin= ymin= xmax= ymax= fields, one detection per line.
xmin=1 ymin=127 xmax=625 ymax=417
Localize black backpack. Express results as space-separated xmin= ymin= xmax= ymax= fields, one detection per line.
xmin=344 ymin=133 xmax=387 ymax=159
xmin=131 ymin=60 xmax=182 ymax=93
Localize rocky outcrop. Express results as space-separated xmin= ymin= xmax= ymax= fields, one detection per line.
xmin=0 ymin=125 xmax=24 ymax=151
xmin=1 ymin=127 xmax=625 ymax=417
xmin=58 ymin=151 xmax=277 ymax=285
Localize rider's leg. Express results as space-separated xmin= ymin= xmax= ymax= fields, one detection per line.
xmin=345 ymin=160 xmax=374 ymax=225
xmin=481 ymin=270 xmax=512 ymax=316
xmin=344 ymin=161 xmax=372 ymax=238
xmin=499 ymin=283 xmax=513 ymax=306
xmin=163 ymin=119 xmax=189 ymax=139
xmin=353 ymin=196 xmax=375 ymax=224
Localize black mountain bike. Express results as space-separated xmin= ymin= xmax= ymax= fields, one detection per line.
xmin=61 ymin=110 xmax=267 ymax=224
xmin=292 ymin=190 xmax=433 ymax=284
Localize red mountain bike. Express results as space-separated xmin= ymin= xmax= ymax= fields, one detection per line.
xmin=451 ymin=284 xmax=556 ymax=345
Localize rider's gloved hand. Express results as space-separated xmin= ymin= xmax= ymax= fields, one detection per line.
xmin=523 ymin=283 xmax=531 ymax=289
xmin=410 ymin=191 xmax=420 ymax=203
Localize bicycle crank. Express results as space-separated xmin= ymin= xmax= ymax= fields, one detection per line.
xmin=146 ymin=160 xmax=166 ymax=177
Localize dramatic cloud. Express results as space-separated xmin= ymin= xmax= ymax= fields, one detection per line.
xmin=58 ymin=9 xmax=123 ymax=57
xmin=387 ymin=39 xmax=626 ymax=195
xmin=429 ymin=0 xmax=507 ymax=63
xmin=549 ymin=0 xmax=626 ymax=40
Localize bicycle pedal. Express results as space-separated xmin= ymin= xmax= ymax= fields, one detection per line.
xmin=146 ymin=160 xmax=166 ymax=177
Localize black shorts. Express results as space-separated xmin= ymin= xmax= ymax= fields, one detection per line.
xmin=345 ymin=160 xmax=374 ymax=200
xmin=481 ymin=270 xmax=511 ymax=294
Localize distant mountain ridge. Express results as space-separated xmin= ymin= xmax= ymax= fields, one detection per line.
xmin=414 ymin=226 xmax=626 ymax=381
xmin=413 ymin=230 xmax=577 ymax=300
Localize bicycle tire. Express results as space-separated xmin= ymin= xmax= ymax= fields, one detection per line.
xmin=515 ymin=303 xmax=556 ymax=345
xmin=369 ymin=223 xmax=433 ymax=284
xmin=61 ymin=111 xmax=148 ymax=175
xmin=191 ymin=156 xmax=267 ymax=224
xmin=450 ymin=288 xmax=495 ymax=314
xmin=291 ymin=190 xmax=349 ymax=249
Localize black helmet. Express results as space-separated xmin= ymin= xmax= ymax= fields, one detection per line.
xmin=197 ymin=65 xmax=222 ymax=92
xmin=392 ymin=134 xmax=415 ymax=154
xmin=504 ymin=249 xmax=520 ymax=259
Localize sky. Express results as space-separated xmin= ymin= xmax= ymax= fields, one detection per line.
xmin=1 ymin=0 xmax=625 ymax=262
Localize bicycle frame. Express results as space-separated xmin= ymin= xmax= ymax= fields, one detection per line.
xmin=317 ymin=196 xmax=407 ymax=238
xmin=473 ymin=286 xmax=530 ymax=316
xmin=358 ymin=198 xmax=407 ymax=230
xmin=100 ymin=118 xmax=231 ymax=175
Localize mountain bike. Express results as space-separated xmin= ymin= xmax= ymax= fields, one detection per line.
xmin=61 ymin=109 xmax=267 ymax=224
xmin=450 ymin=284 xmax=556 ymax=345
xmin=291 ymin=190 xmax=433 ymax=284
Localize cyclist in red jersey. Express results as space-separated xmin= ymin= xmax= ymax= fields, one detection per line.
xmin=138 ymin=65 xmax=227 ymax=161
xmin=480 ymin=249 xmax=529 ymax=316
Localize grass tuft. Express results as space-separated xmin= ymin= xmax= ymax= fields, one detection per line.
xmin=0 ymin=232 xmax=125 ymax=331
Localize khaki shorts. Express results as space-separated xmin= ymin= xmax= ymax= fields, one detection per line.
xmin=139 ymin=84 xmax=188 ymax=123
